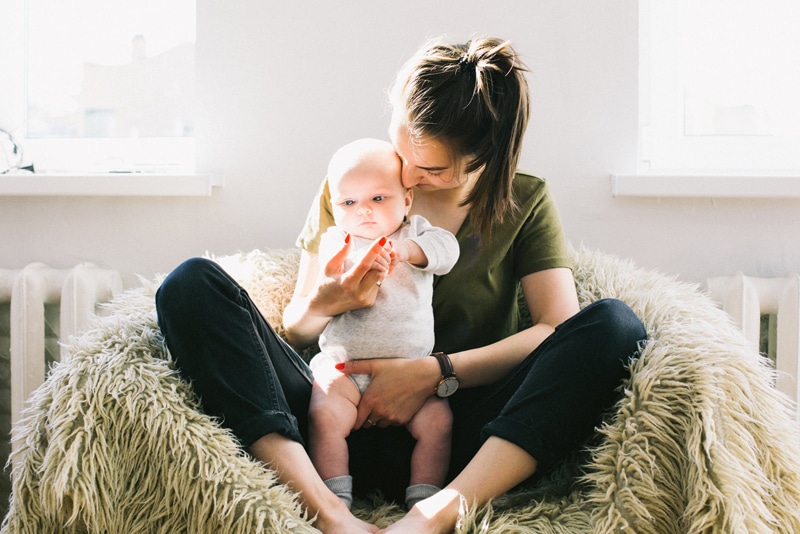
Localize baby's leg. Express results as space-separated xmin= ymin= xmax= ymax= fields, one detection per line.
xmin=308 ymin=370 xmax=361 ymax=481
xmin=405 ymin=396 xmax=453 ymax=508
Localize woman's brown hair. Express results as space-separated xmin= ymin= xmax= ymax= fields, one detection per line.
xmin=389 ymin=37 xmax=530 ymax=240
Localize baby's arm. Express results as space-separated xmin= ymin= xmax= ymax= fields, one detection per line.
xmin=386 ymin=216 xmax=460 ymax=273
xmin=391 ymin=239 xmax=428 ymax=268
xmin=398 ymin=216 xmax=460 ymax=275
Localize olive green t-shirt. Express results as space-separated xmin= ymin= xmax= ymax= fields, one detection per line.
xmin=296 ymin=172 xmax=572 ymax=354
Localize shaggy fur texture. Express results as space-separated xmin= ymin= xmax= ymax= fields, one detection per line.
xmin=2 ymin=247 xmax=800 ymax=533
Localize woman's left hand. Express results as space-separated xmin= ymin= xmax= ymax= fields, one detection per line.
xmin=337 ymin=357 xmax=440 ymax=429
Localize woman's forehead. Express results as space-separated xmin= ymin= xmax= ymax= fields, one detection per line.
xmin=389 ymin=120 xmax=451 ymax=168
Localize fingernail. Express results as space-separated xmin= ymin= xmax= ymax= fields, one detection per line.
xmin=335 ymin=362 xmax=345 ymax=371
xmin=378 ymin=236 xmax=387 ymax=246
xmin=345 ymin=233 xmax=351 ymax=244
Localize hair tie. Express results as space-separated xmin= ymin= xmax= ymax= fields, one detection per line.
xmin=457 ymin=54 xmax=472 ymax=73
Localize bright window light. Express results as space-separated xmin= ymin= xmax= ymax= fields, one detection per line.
xmin=0 ymin=0 xmax=196 ymax=173
xmin=641 ymin=0 xmax=800 ymax=173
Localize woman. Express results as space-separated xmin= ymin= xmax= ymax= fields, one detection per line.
xmin=156 ymin=37 xmax=646 ymax=534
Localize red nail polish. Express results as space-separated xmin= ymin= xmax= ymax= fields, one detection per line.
xmin=378 ymin=236 xmax=387 ymax=246
xmin=335 ymin=362 xmax=346 ymax=371
xmin=345 ymin=233 xmax=351 ymax=244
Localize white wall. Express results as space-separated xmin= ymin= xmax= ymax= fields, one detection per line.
xmin=3 ymin=0 xmax=800 ymax=288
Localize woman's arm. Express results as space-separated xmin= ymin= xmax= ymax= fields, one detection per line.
xmin=379 ymin=269 xmax=584 ymax=533
xmin=283 ymin=238 xmax=393 ymax=349
xmin=341 ymin=266 xmax=580 ymax=428
xmin=450 ymin=267 xmax=579 ymax=387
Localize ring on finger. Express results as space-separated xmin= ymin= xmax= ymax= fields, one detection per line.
xmin=366 ymin=418 xmax=374 ymax=426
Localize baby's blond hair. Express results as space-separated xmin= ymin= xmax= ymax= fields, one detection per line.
xmin=327 ymin=138 xmax=401 ymax=187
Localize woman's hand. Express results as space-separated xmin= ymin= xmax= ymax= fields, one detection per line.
xmin=316 ymin=235 xmax=392 ymax=312
xmin=337 ymin=356 xmax=441 ymax=430
xmin=283 ymin=236 xmax=393 ymax=348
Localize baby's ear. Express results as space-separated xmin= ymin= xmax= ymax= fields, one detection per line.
xmin=405 ymin=187 xmax=413 ymax=209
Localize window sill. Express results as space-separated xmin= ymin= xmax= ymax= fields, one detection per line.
xmin=610 ymin=173 xmax=800 ymax=199
xmin=0 ymin=172 xmax=223 ymax=197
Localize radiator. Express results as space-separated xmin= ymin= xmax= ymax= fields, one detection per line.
xmin=0 ymin=263 xmax=122 ymax=428
xmin=707 ymin=273 xmax=800 ymax=418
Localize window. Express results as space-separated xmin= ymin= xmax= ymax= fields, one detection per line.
xmin=0 ymin=0 xmax=195 ymax=174
xmin=640 ymin=0 xmax=800 ymax=173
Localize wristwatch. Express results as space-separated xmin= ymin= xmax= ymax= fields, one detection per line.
xmin=430 ymin=352 xmax=459 ymax=398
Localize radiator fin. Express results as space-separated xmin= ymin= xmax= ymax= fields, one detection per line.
xmin=708 ymin=273 xmax=800 ymax=420
xmin=0 ymin=263 xmax=121 ymax=517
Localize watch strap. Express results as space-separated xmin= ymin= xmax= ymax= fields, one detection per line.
xmin=430 ymin=351 xmax=455 ymax=378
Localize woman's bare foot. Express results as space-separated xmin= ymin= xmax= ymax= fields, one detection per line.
xmin=314 ymin=499 xmax=379 ymax=534
xmin=380 ymin=489 xmax=463 ymax=534
xmin=249 ymin=434 xmax=378 ymax=534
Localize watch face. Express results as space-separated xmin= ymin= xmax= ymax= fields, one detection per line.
xmin=437 ymin=377 xmax=459 ymax=397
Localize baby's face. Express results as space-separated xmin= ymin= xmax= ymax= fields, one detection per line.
xmin=330 ymin=158 xmax=411 ymax=240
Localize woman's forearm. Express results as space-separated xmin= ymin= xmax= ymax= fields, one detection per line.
xmin=450 ymin=323 xmax=555 ymax=388
xmin=447 ymin=267 xmax=580 ymax=387
xmin=283 ymin=250 xmax=340 ymax=349
xmin=282 ymin=296 xmax=331 ymax=349
xmin=283 ymin=272 xmax=380 ymax=348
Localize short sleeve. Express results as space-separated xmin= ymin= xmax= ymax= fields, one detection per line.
xmin=512 ymin=178 xmax=572 ymax=279
xmin=430 ymin=173 xmax=572 ymax=353
xmin=295 ymin=177 xmax=335 ymax=254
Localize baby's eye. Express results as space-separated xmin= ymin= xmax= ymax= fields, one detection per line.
xmin=343 ymin=199 xmax=355 ymax=206
xmin=373 ymin=195 xmax=386 ymax=202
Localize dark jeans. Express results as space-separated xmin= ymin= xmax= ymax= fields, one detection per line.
xmin=155 ymin=257 xmax=647 ymax=502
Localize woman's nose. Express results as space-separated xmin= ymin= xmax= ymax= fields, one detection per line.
xmin=401 ymin=166 xmax=421 ymax=187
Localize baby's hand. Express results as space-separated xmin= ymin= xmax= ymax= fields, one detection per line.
xmin=389 ymin=239 xmax=426 ymax=268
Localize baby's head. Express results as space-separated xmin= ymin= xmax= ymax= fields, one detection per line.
xmin=327 ymin=138 xmax=411 ymax=240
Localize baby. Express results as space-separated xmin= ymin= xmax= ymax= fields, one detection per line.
xmin=307 ymin=138 xmax=459 ymax=510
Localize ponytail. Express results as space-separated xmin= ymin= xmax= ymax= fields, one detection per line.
xmin=390 ymin=37 xmax=530 ymax=240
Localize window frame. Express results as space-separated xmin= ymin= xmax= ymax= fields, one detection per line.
xmin=612 ymin=1 xmax=800 ymax=198
xmin=639 ymin=0 xmax=800 ymax=174
xmin=0 ymin=0 xmax=197 ymax=178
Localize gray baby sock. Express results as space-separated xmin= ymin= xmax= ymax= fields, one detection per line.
xmin=405 ymin=483 xmax=440 ymax=510
xmin=324 ymin=475 xmax=353 ymax=510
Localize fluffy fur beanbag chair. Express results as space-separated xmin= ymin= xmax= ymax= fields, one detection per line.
xmin=3 ymin=247 xmax=800 ymax=533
